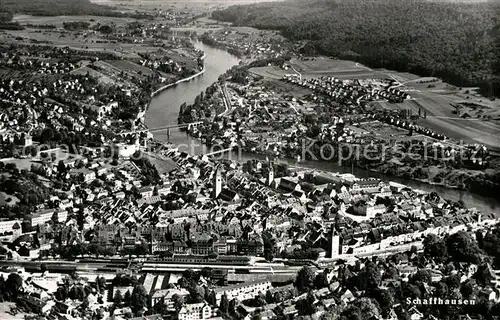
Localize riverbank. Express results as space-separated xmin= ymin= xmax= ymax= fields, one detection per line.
xmin=150 ymin=68 xmax=206 ymax=98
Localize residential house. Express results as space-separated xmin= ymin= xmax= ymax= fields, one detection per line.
xmin=178 ymin=303 xmax=216 ymax=320
xmin=215 ymin=281 xmax=272 ymax=303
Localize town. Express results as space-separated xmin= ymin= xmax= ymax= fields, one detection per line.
xmin=0 ymin=0 xmax=499 ymax=320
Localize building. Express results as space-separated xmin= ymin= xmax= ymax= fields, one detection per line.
xmin=213 ymin=167 xmax=222 ymax=199
xmin=237 ymin=234 xmax=263 ymax=256
xmin=0 ymin=219 xmax=22 ymax=234
xmin=70 ymin=168 xmax=96 ymax=183
xmin=331 ymin=232 xmax=341 ymax=258
xmin=29 ymin=209 xmax=56 ymax=227
xmin=215 ymin=281 xmax=272 ymax=303
xmin=191 ymin=233 xmax=214 ymax=255
xmin=266 ymin=161 xmax=274 ymax=186
xmin=351 ymin=179 xmax=384 ymax=194
xmin=352 ymin=202 xmax=386 ymax=219
xmin=151 ymin=288 xmax=189 ymax=309
xmin=56 ymin=210 xmax=68 ymax=224
xmin=178 ymin=303 xmax=216 ymax=320
xmin=138 ymin=186 xmax=154 ymax=198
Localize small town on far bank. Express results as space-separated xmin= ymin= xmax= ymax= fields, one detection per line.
xmin=0 ymin=1 xmax=499 ymax=320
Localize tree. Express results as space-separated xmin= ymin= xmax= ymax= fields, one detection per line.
xmin=5 ymin=273 xmax=23 ymax=299
xmin=172 ymin=294 xmax=184 ymax=311
xmin=114 ymin=290 xmax=123 ymax=305
xmin=474 ymin=263 xmax=495 ymax=286
xmin=445 ymin=274 xmax=461 ymax=289
xmin=57 ymin=161 xmax=66 ymax=174
xmin=131 ymin=285 xmax=148 ymax=315
xmin=403 ymin=283 xmax=421 ymax=299
xmin=124 ymin=290 xmax=131 ymax=306
xmin=357 ymin=298 xmax=381 ymax=320
xmin=228 ymin=299 xmax=237 ymax=315
xmin=40 ymin=128 xmax=54 ymax=143
xmin=314 ymin=271 xmax=329 ymax=289
xmin=435 ymin=282 xmax=448 ymax=298
xmin=321 ymin=307 xmax=342 ymax=320
xmin=295 ymin=266 xmax=316 ymax=293
xmin=383 ymin=266 xmax=400 ymax=280
xmin=411 ymin=269 xmax=432 ymax=285
xmin=373 ymin=288 xmax=394 ymax=314
xmin=206 ymin=290 xmax=217 ymax=306
xmin=201 ymin=267 xmax=213 ymax=279
xmin=220 ymin=293 xmax=229 ymax=313
xmin=265 ymin=290 xmax=274 ymax=304
xmin=55 ymin=286 xmax=69 ymax=301
xmin=188 ymin=284 xmax=205 ymax=303
xmin=182 ymin=269 xmax=197 ymax=283
xmin=460 ymin=280 xmax=474 ymax=299
xmin=296 ymin=291 xmax=317 ymax=315
xmin=361 ymin=261 xmax=381 ymax=291
xmin=446 ymin=231 xmax=483 ymax=263
xmin=134 ymin=242 xmax=149 ymax=256
xmin=423 ymin=234 xmax=448 ymax=262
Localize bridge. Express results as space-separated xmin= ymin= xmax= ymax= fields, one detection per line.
xmin=203 ymin=147 xmax=235 ymax=157
xmin=148 ymin=121 xmax=203 ymax=133
xmin=118 ymin=121 xmax=204 ymax=140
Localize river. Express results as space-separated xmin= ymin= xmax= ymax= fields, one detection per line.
xmin=145 ymin=42 xmax=499 ymax=216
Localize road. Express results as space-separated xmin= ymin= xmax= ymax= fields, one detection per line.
xmin=219 ymin=83 xmax=231 ymax=116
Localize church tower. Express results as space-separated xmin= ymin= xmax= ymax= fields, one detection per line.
xmin=331 ymin=231 xmax=341 ymax=258
xmin=212 ymin=166 xmax=222 ymax=199
xmin=266 ymin=160 xmax=274 ymax=186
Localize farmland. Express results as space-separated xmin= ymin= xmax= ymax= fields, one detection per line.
xmin=373 ymin=100 xmax=423 ymax=116
xmin=12 ymin=15 xmax=137 ymax=26
xmin=0 ymin=29 xmax=156 ymax=59
xmin=98 ymin=60 xmax=154 ymax=78
xmin=249 ymin=66 xmax=292 ymax=80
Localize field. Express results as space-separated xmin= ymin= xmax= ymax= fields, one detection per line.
xmin=105 ymin=60 xmax=154 ymax=77
xmin=249 ymin=66 xmax=291 ymax=80
xmin=0 ymin=30 xmax=144 ymax=58
xmin=90 ymin=0 xmax=285 ymax=11
xmin=262 ymin=80 xmax=313 ymax=99
xmin=12 ymin=15 xmax=137 ymax=26
xmin=418 ymin=116 xmax=500 ymax=149
xmin=373 ymin=100 xmax=423 ymax=115
xmin=1 ymin=13 xmax=173 ymax=59
xmin=289 ymin=57 xmax=378 ymax=79
xmin=352 ymin=121 xmax=411 ymax=140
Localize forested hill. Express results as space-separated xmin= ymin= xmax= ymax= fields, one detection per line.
xmin=0 ymin=0 xmax=115 ymax=18
xmin=212 ymin=0 xmax=500 ymax=96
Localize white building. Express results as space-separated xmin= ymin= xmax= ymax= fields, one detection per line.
xmin=178 ymin=303 xmax=216 ymax=320
xmin=0 ymin=219 xmax=22 ymax=233
xmin=29 ymin=209 xmax=56 ymax=227
xmin=215 ymin=281 xmax=272 ymax=303
xmin=117 ymin=143 xmax=139 ymax=158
